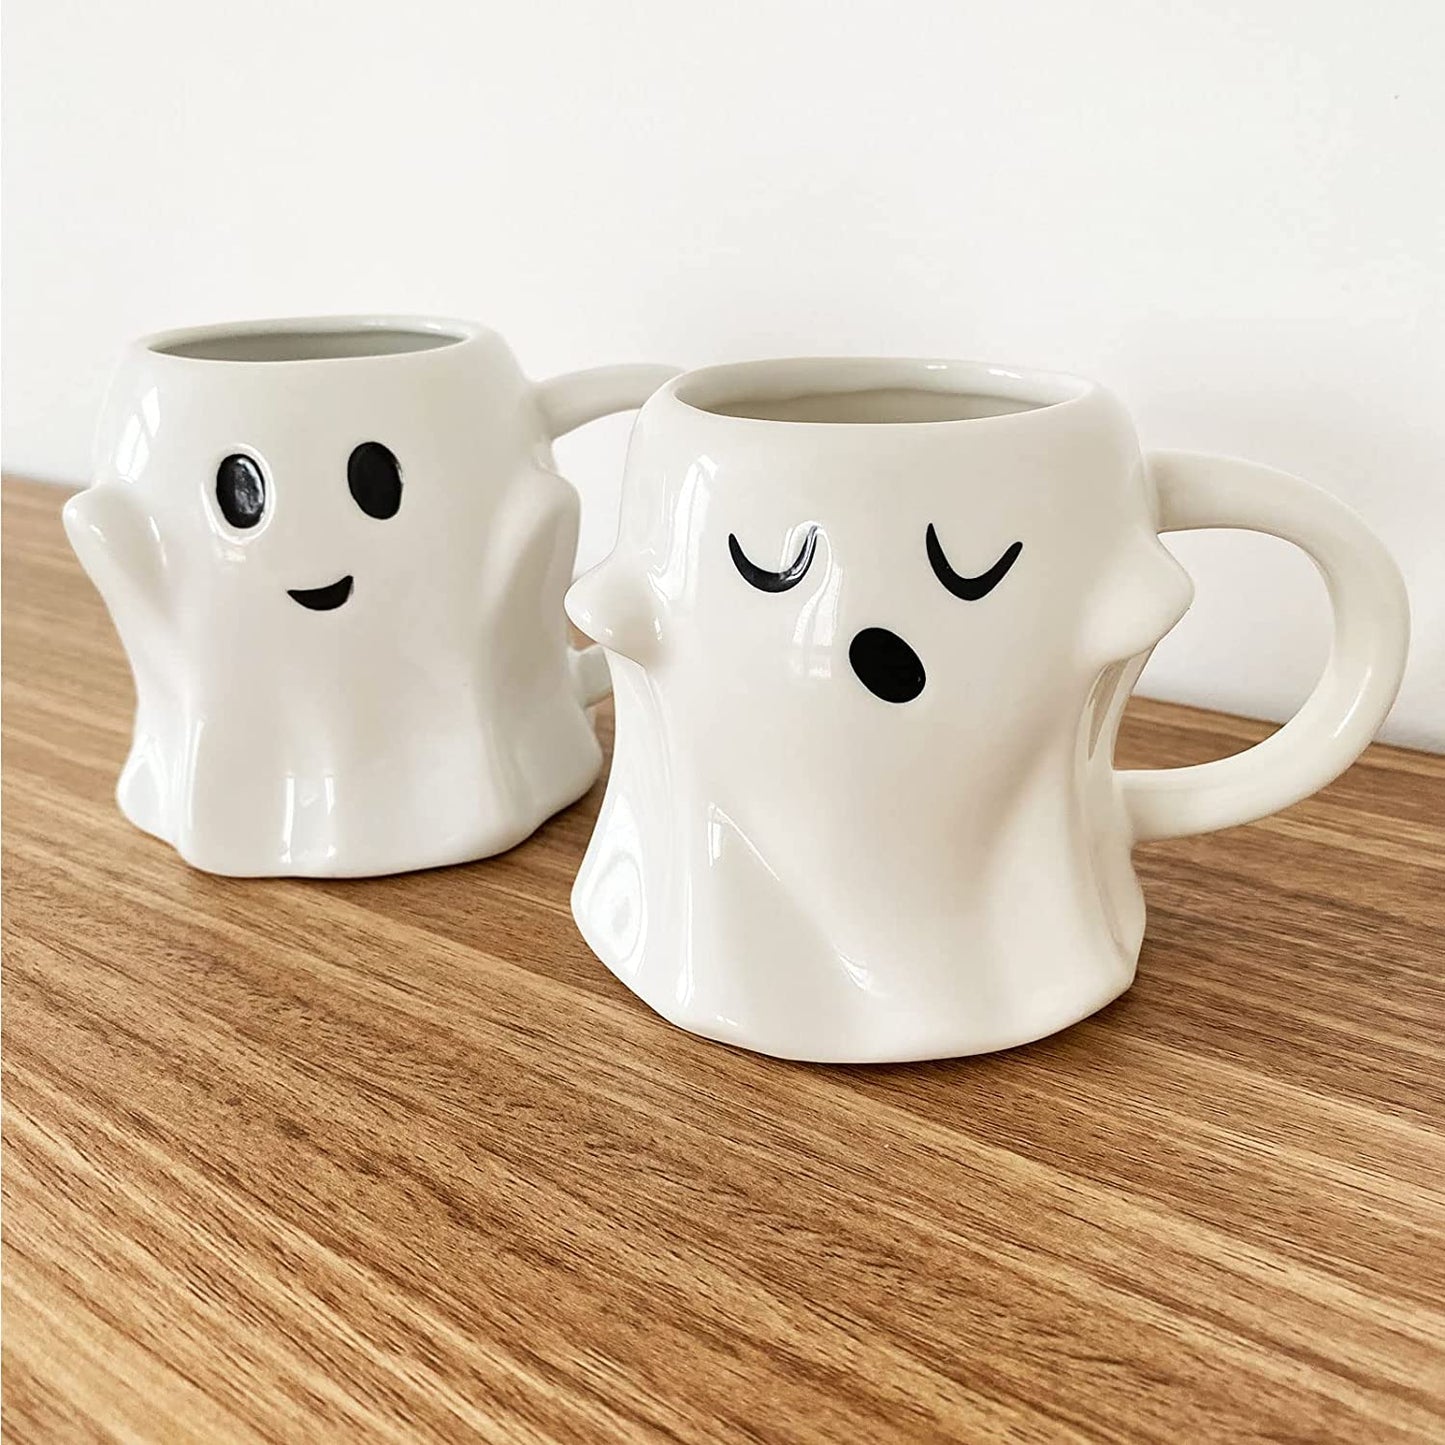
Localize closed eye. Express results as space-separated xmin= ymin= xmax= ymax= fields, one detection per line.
xmin=729 ymin=525 xmax=819 ymax=592
xmin=926 ymin=524 xmax=1022 ymax=600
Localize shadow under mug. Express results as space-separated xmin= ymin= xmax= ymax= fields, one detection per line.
xmin=566 ymin=356 xmax=1410 ymax=1063
xmin=65 ymin=314 xmax=676 ymax=877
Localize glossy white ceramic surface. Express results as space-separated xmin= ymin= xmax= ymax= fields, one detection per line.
xmin=65 ymin=315 xmax=675 ymax=876
xmin=566 ymin=358 xmax=1410 ymax=1063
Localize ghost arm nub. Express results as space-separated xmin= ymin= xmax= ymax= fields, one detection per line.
xmin=62 ymin=483 xmax=169 ymax=637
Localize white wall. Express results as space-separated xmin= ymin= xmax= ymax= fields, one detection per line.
xmin=4 ymin=0 xmax=1441 ymax=748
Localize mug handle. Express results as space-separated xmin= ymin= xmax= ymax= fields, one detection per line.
xmin=1121 ymin=450 xmax=1410 ymax=843
xmin=535 ymin=363 xmax=678 ymax=707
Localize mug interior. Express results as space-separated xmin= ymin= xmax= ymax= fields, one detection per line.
xmin=151 ymin=324 xmax=466 ymax=363
xmin=675 ymin=359 xmax=1090 ymax=424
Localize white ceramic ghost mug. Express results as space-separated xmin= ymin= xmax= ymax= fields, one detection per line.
xmin=64 ymin=315 xmax=675 ymax=876
xmin=565 ymin=358 xmax=1410 ymax=1063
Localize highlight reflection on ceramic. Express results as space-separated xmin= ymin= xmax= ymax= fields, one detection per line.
xmin=567 ymin=358 xmax=1409 ymax=1063
xmin=65 ymin=315 xmax=675 ymax=877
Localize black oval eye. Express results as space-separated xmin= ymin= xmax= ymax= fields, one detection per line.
xmin=215 ymin=454 xmax=267 ymax=530
xmin=347 ymin=441 xmax=403 ymax=519
xmin=926 ymin=524 xmax=1022 ymax=600
xmin=729 ymin=525 xmax=819 ymax=592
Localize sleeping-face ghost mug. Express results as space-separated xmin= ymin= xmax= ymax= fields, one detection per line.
xmin=64 ymin=315 xmax=675 ymax=876
xmin=565 ymin=357 xmax=1410 ymax=1063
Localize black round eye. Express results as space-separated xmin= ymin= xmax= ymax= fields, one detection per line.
xmin=347 ymin=441 xmax=403 ymax=519
xmin=215 ymin=454 xmax=266 ymax=529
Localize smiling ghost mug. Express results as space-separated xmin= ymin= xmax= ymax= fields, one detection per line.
xmin=64 ymin=315 xmax=676 ymax=876
xmin=565 ymin=358 xmax=1410 ymax=1063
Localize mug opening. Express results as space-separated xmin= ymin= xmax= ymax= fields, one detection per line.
xmin=149 ymin=322 xmax=468 ymax=363
xmin=673 ymin=359 xmax=1091 ymax=424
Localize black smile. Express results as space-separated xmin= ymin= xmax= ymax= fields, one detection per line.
xmin=287 ymin=575 xmax=354 ymax=611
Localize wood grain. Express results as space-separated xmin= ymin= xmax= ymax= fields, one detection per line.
xmin=3 ymin=477 xmax=1443 ymax=1444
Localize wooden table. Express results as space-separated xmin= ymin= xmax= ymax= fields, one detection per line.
xmin=4 ymin=477 xmax=1442 ymax=1443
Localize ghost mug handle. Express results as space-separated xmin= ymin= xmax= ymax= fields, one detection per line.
xmin=534 ymin=364 xmax=678 ymax=707
xmin=1121 ymin=450 xmax=1410 ymax=843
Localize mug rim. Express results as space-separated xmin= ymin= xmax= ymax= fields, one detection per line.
xmin=665 ymin=356 xmax=1097 ymax=427
xmin=136 ymin=314 xmax=486 ymax=366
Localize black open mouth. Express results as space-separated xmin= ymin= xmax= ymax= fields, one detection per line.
xmin=849 ymin=627 xmax=926 ymax=703
xmin=287 ymin=575 xmax=354 ymax=611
